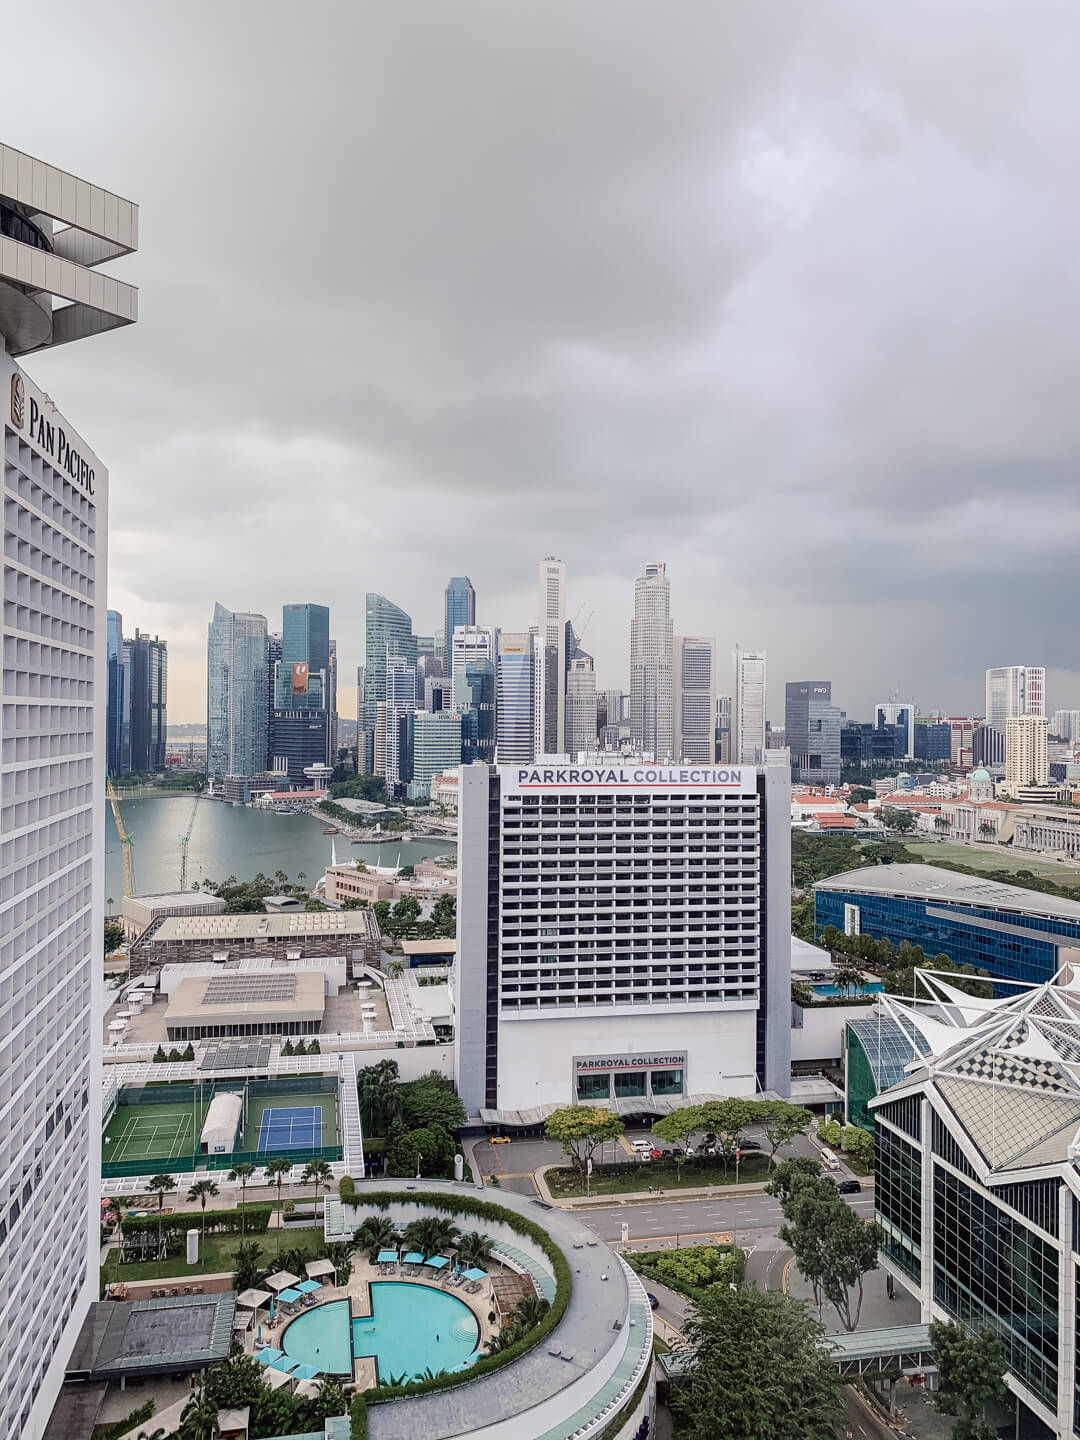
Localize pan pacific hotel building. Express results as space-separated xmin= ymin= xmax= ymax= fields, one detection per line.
xmin=0 ymin=146 xmax=137 ymax=1438
xmin=454 ymin=754 xmax=792 ymax=1120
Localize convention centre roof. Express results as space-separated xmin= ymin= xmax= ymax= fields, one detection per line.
xmin=815 ymin=863 xmax=1080 ymax=924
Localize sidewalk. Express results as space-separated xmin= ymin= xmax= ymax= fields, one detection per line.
xmin=532 ymin=1162 xmax=775 ymax=1209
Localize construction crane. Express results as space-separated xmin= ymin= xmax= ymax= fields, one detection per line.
xmin=106 ymin=775 xmax=136 ymax=897
xmin=177 ymin=794 xmax=201 ymax=890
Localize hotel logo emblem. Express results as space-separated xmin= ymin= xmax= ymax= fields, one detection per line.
xmin=10 ymin=372 xmax=24 ymax=429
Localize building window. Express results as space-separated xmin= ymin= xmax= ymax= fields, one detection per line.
xmin=932 ymin=1163 xmax=1058 ymax=1408
xmin=875 ymin=1124 xmax=922 ymax=1281
xmin=651 ymin=1069 xmax=684 ymax=1096
xmin=576 ymin=1073 xmax=611 ymax=1102
xmin=614 ymin=1072 xmax=647 ymax=1099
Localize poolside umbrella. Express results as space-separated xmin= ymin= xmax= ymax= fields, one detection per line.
xmin=276 ymin=1288 xmax=302 ymax=1305
xmin=261 ymin=1366 xmax=294 ymax=1390
xmin=255 ymin=1348 xmax=284 ymax=1365
xmin=403 ymin=1252 xmax=424 ymax=1265
xmin=266 ymin=1271 xmax=301 ymax=1292
xmin=236 ymin=1288 xmax=272 ymax=1311
xmin=304 ymin=1259 xmax=336 ymax=1280
xmin=296 ymin=1279 xmax=321 ymax=1294
xmin=269 ymin=1354 xmax=303 ymax=1373
xmin=376 ymin=1250 xmax=399 ymax=1264
xmin=294 ymin=1378 xmax=322 ymax=1399
xmin=462 ymin=1268 xmax=487 ymax=1281
xmin=425 ymin=1254 xmax=450 ymax=1270
xmin=292 ymin=1364 xmax=321 ymax=1380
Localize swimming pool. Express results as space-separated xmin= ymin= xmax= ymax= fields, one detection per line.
xmin=281 ymin=1283 xmax=480 ymax=1381
xmin=812 ymin=980 xmax=884 ymax=996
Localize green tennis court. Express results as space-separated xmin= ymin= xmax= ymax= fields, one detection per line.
xmin=103 ymin=1099 xmax=209 ymax=1165
xmin=247 ymin=1091 xmax=339 ymax=1151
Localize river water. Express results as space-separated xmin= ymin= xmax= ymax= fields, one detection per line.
xmin=104 ymin=796 xmax=456 ymax=903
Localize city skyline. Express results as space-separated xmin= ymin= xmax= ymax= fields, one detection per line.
xmin=11 ymin=5 xmax=1080 ymax=726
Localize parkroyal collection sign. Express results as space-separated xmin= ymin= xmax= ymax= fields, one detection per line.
xmin=500 ymin=763 xmax=756 ymax=796
xmin=574 ymin=1052 xmax=687 ymax=1073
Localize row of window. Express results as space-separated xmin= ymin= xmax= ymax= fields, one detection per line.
xmin=577 ymin=1068 xmax=684 ymax=1101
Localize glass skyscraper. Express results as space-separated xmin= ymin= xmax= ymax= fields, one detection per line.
xmin=207 ymin=602 xmax=269 ymax=779
xmin=276 ymin=602 xmax=330 ymax=710
xmin=496 ymin=631 xmax=535 ymax=764
xmin=785 ymin=680 xmax=842 ymax=785
xmin=106 ymin=610 xmax=129 ymax=777
xmin=444 ymin=576 xmax=476 ymax=664
xmin=128 ymin=630 xmax=167 ymax=772
xmin=364 ymin=593 xmax=416 ymax=731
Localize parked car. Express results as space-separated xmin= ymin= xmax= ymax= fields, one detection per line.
xmin=738 ymin=1138 xmax=762 ymax=1151
xmin=835 ymin=1179 xmax=862 ymax=1195
xmin=631 ymin=1139 xmax=653 ymax=1159
xmin=488 ymin=1135 xmax=511 ymax=1145
xmin=649 ymin=1148 xmax=663 ymax=1160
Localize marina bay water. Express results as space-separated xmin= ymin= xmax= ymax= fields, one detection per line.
xmin=104 ymin=795 xmax=455 ymax=904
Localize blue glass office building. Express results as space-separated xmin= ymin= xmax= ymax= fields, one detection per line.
xmin=816 ymin=863 xmax=1080 ymax=987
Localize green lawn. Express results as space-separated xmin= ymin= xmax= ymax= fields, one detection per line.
xmin=100 ymin=1225 xmax=324 ymax=1290
xmin=906 ymin=841 xmax=1080 ymax=884
xmin=546 ymin=1153 xmax=773 ymax=1197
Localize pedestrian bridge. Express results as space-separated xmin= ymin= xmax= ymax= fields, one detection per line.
xmin=657 ymin=1323 xmax=935 ymax=1384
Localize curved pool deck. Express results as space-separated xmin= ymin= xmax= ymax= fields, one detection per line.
xmin=281 ymin=1283 xmax=480 ymax=1382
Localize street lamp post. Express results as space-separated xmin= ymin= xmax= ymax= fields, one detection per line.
xmin=415 ymin=1151 xmax=422 ymax=1181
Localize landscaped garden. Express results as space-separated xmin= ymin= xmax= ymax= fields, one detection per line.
xmin=545 ymin=1151 xmax=773 ymax=1197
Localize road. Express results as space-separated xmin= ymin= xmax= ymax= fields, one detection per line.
xmin=570 ymin=1185 xmax=877 ymax=1245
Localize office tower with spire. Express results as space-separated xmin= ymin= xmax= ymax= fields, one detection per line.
xmin=0 ymin=143 xmax=137 ymax=1440
xmin=629 ymin=562 xmax=674 ymax=762
xmin=674 ymin=636 xmax=716 ymax=762
xmin=534 ymin=557 xmax=567 ymax=755
xmin=734 ymin=647 xmax=767 ymax=765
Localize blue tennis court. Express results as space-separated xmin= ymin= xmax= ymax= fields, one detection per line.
xmin=257 ymin=1104 xmax=323 ymax=1153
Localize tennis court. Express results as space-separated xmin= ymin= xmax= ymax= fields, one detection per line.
xmin=248 ymin=1091 xmax=339 ymax=1155
xmin=102 ymin=1099 xmax=209 ymax=1164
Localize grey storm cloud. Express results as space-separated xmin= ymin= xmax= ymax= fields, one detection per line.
xmin=6 ymin=0 xmax=1080 ymax=719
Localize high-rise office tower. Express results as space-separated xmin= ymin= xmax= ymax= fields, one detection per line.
xmin=207 ymin=603 xmax=269 ymax=779
xmin=364 ymin=593 xmax=416 ymax=731
xmin=409 ymin=709 xmax=463 ymax=800
xmin=459 ymin=657 xmax=497 ymax=766
xmin=384 ymin=654 xmax=417 ymax=795
xmin=1051 ymin=710 xmax=1080 ymax=745
xmin=715 ymin=695 xmax=733 ymax=763
xmin=875 ymin=702 xmax=915 ymax=762
xmin=106 ymin=610 xmax=130 ymax=776
xmin=597 ymin=690 xmax=626 ymax=732
xmin=373 ymin=700 xmax=388 ymax=777
xmin=451 ymin=625 xmax=498 ymax=706
xmin=444 ymin=577 xmax=476 ymax=663
xmin=565 ymin=656 xmax=598 ymax=758
xmin=629 ymin=562 xmax=674 ymax=761
xmin=733 ymin=648 xmax=767 ymax=765
xmin=270 ymin=604 xmax=334 ymax=783
xmin=496 ymin=631 xmax=535 ymax=764
xmin=355 ymin=665 xmax=371 ymax=773
xmin=328 ymin=637 xmax=338 ymax=761
xmin=266 ymin=630 xmax=282 ymax=760
xmin=0 ymin=144 xmax=137 ymax=1440
xmin=985 ymin=666 xmax=1046 ymax=727
xmin=534 ymin=557 xmax=567 ymax=755
xmin=415 ymin=635 xmax=444 ymax=706
xmin=674 ymin=636 xmax=716 ymax=762
xmin=128 ymin=629 xmax=167 ymax=772
xmin=455 ymin=753 xmax=792 ymax=1114
xmin=1006 ymin=715 xmax=1050 ymax=788
xmin=785 ymin=681 xmax=842 ymax=786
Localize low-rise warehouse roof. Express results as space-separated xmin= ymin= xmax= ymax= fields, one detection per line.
xmin=400 ymin=938 xmax=458 ymax=955
xmin=815 ymin=862 xmax=1080 ymax=923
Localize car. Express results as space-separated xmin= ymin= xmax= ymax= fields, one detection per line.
xmin=650 ymin=1148 xmax=663 ymax=1160
xmin=835 ymin=1179 xmax=862 ymax=1195
xmin=647 ymin=1293 xmax=659 ymax=1311
xmin=488 ymin=1135 xmax=512 ymax=1145
xmin=738 ymin=1139 xmax=762 ymax=1151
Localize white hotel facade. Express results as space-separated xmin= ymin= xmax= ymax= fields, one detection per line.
xmin=454 ymin=756 xmax=791 ymax=1118
xmin=0 ymin=145 xmax=137 ymax=1438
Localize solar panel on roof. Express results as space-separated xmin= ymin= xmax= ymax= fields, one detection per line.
xmin=203 ymin=974 xmax=297 ymax=1004
xmin=199 ymin=1038 xmax=273 ymax=1070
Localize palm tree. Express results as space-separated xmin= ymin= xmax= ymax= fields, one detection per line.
xmin=178 ymin=1379 xmax=219 ymax=1440
xmin=146 ymin=1174 xmax=177 ymax=1253
xmin=302 ymin=1159 xmax=333 ymax=1210
xmin=387 ymin=959 xmax=405 ymax=980
xmin=402 ymin=1216 xmax=460 ymax=1259
xmin=264 ymin=1156 xmax=293 ymax=1253
xmin=354 ymin=1212 xmax=399 ymax=1260
xmin=483 ymin=1329 xmax=517 ymax=1355
xmin=359 ymin=1059 xmax=402 ymax=1134
xmin=324 ymin=1240 xmax=355 ymax=1286
xmin=187 ymin=1178 xmax=220 ymax=1238
xmin=227 ymin=1161 xmax=256 ymax=1235
xmin=456 ymin=1231 xmax=494 ymax=1270
xmin=232 ymin=1240 xmax=265 ymax=1293
xmin=513 ymin=1295 xmax=550 ymax=1331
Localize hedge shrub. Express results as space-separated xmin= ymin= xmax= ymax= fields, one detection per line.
xmin=625 ymin=1243 xmax=744 ymax=1303
xmin=91 ymin=1397 xmax=155 ymax=1440
xmin=339 ymin=1175 xmax=357 ymax=1204
xmin=348 ymin=1191 xmax=573 ymax=1405
xmin=350 ymin=1394 xmax=367 ymax=1439
xmin=120 ymin=1203 xmax=272 ymax=1243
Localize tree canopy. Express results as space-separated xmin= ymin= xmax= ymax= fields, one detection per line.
xmin=544 ymin=1106 xmax=623 ymax=1174
xmin=928 ymin=1320 xmax=1008 ymax=1440
xmin=673 ymin=1283 xmax=842 ymax=1440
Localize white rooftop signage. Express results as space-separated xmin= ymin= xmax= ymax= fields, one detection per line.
xmin=499 ymin=762 xmax=757 ymax=796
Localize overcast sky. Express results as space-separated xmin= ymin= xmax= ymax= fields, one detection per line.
xmin=7 ymin=2 xmax=1079 ymax=723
